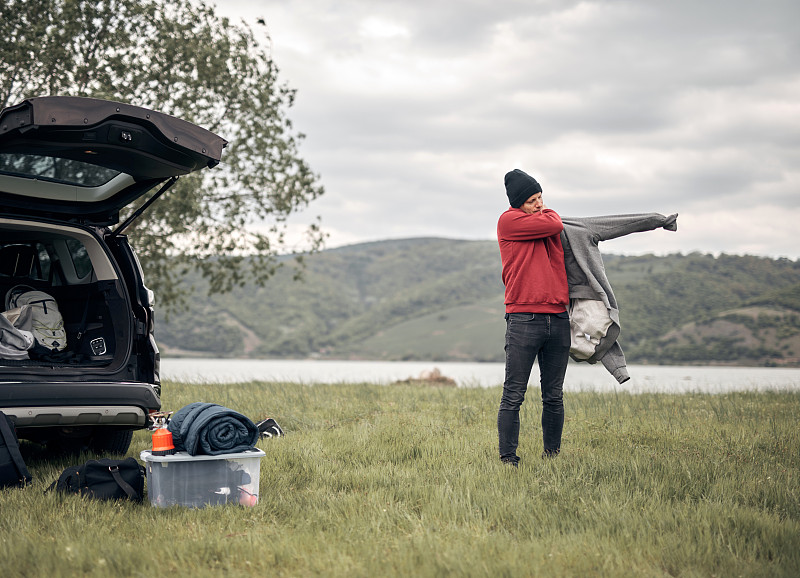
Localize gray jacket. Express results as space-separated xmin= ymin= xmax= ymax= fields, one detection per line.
xmin=0 ymin=312 xmax=35 ymax=360
xmin=560 ymin=213 xmax=678 ymax=383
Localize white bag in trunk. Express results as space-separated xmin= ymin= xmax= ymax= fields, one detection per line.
xmin=5 ymin=286 xmax=67 ymax=353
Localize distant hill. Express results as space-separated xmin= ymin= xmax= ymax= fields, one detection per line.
xmin=155 ymin=238 xmax=800 ymax=367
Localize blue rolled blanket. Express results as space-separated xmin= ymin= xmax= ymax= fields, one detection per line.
xmin=167 ymin=402 xmax=258 ymax=455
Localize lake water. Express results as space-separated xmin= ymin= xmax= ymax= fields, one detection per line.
xmin=160 ymin=358 xmax=800 ymax=394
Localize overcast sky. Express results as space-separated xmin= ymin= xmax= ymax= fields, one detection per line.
xmin=214 ymin=0 xmax=800 ymax=259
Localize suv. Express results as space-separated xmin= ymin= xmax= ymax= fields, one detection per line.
xmin=0 ymin=96 xmax=226 ymax=454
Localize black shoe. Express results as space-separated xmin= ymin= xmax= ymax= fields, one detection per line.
xmin=541 ymin=449 xmax=560 ymax=459
xmin=256 ymin=418 xmax=284 ymax=439
xmin=501 ymin=457 xmax=520 ymax=468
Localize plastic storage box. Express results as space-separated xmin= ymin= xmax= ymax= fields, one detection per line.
xmin=140 ymin=449 xmax=264 ymax=508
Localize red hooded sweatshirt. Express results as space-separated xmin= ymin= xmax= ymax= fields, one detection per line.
xmin=497 ymin=207 xmax=569 ymax=314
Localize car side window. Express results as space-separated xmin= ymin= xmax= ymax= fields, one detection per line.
xmin=65 ymin=238 xmax=94 ymax=279
xmin=35 ymin=243 xmax=51 ymax=281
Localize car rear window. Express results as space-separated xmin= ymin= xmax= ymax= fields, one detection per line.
xmin=0 ymin=152 xmax=120 ymax=187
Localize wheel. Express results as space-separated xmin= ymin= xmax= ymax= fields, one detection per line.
xmin=89 ymin=428 xmax=134 ymax=454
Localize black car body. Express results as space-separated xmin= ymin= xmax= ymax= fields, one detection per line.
xmin=0 ymin=96 xmax=226 ymax=453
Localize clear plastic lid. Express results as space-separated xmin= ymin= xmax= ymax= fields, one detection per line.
xmin=140 ymin=448 xmax=265 ymax=462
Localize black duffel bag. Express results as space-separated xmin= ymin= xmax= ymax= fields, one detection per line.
xmin=0 ymin=411 xmax=31 ymax=489
xmin=48 ymin=457 xmax=145 ymax=501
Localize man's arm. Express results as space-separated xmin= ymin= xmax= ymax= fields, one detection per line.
xmin=498 ymin=209 xmax=564 ymax=241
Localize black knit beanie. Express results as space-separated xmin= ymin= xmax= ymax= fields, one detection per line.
xmin=505 ymin=169 xmax=542 ymax=208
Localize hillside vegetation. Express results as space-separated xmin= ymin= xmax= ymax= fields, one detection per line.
xmin=155 ymin=238 xmax=800 ymax=366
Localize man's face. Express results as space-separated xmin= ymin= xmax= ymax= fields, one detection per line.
xmin=520 ymin=192 xmax=544 ymax=214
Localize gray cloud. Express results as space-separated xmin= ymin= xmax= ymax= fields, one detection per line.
xmin=217 ymin=0 xmax=800 ymax=259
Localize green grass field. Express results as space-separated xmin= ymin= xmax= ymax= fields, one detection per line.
xmin=1 ymin=381 xmax=798 ymax=577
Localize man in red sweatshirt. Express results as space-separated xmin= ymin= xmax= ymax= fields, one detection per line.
xmin=497 ymin=169 xmax=570 ymax=466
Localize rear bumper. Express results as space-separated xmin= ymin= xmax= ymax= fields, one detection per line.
xmin=6 ymin=405 xmax=146 ymax=427
xmin=0 ymin=381 xmax=160 ymax=428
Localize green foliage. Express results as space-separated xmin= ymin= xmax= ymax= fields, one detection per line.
xmin=750 ymin=282 xmax=800 ymax=311
xmin=0 ymin=0 xmax=324 ymax=309
xmin=155 ymin=305 xmax=244 ymax=355
xmin=610 ymin=253 xmax=800 ymax=342
xmin=2 ymin=382 xmax=799 ymax=576
xmin=609 ymin=252 xmax=800 ymax=363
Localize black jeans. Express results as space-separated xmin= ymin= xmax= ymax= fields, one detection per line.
xmin=498 ymin=312 xmax=570 ymax=462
